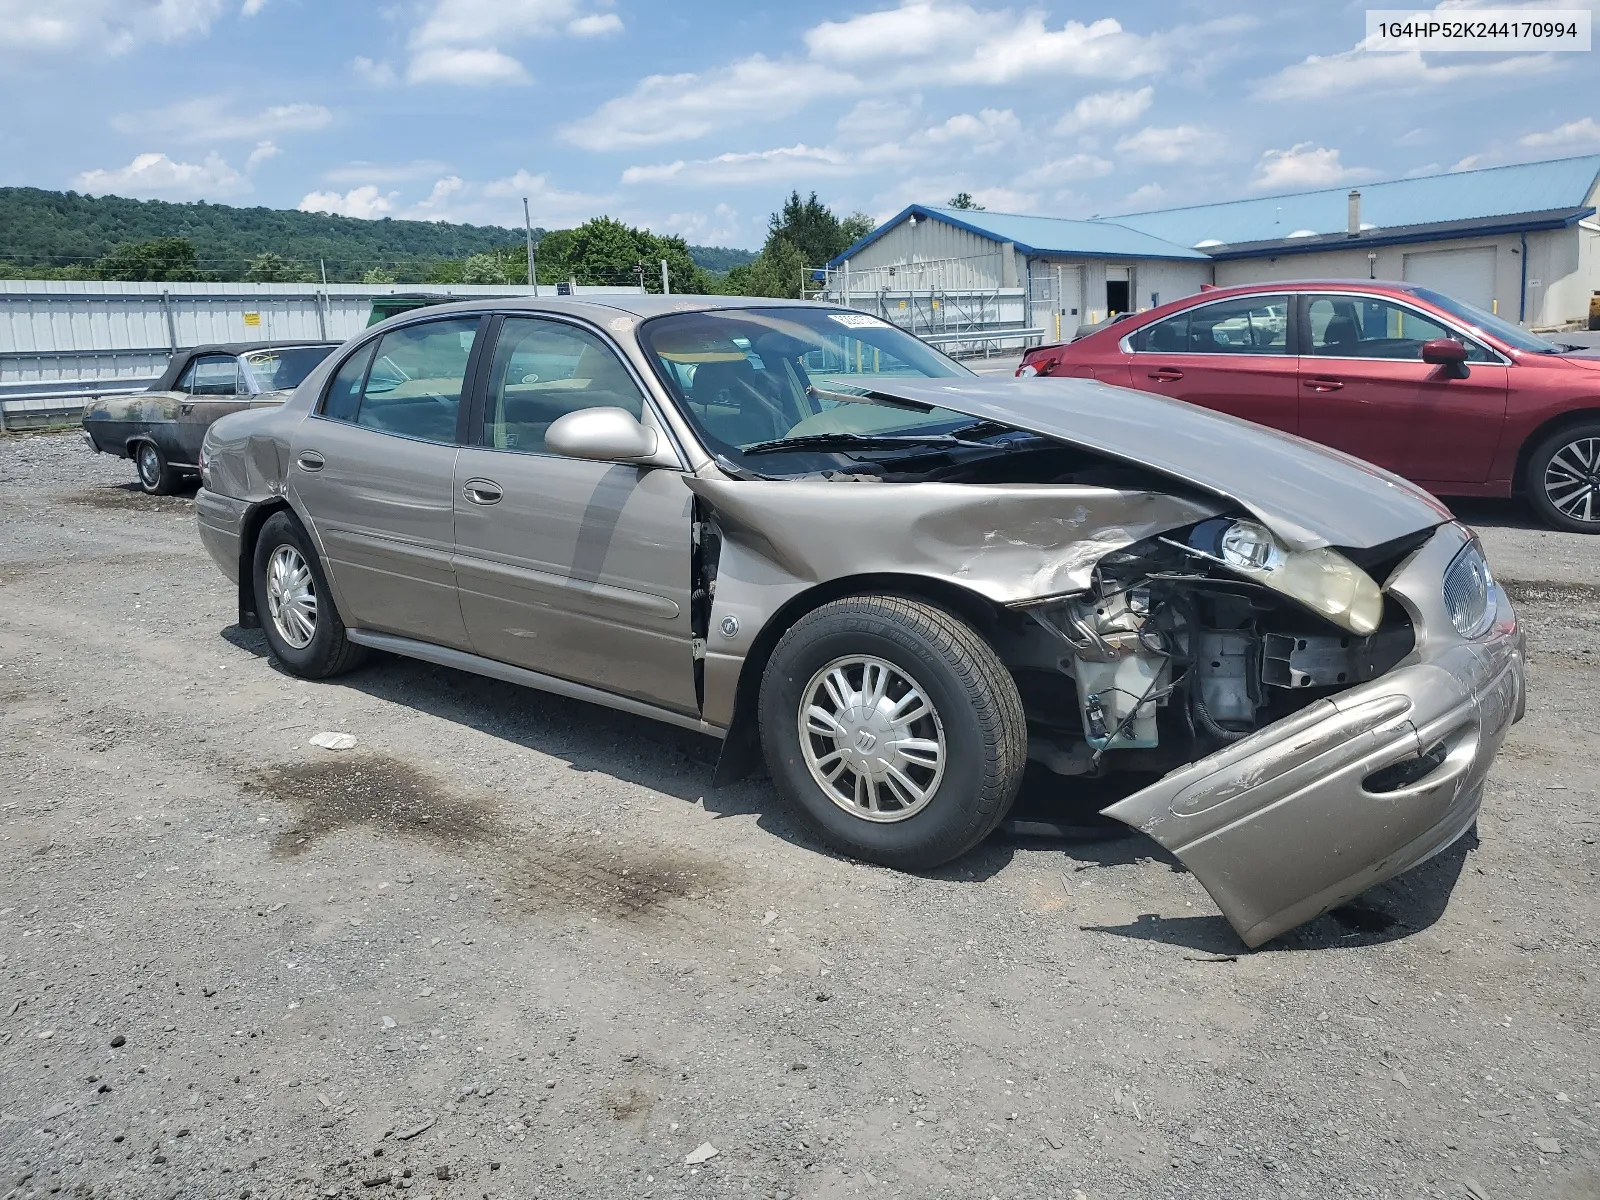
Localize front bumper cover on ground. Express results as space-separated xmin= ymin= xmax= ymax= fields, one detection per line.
xmin=1102 ymin=523 xmax=1524 ymax=948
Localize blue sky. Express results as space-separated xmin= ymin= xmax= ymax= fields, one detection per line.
xmin=1 ymin=0 xmax=1596 ymax=248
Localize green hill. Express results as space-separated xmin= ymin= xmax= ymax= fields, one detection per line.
xmin=0 ymin=187 xmax=754 ymax=281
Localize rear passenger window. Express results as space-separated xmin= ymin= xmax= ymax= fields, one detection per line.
xmin=1136 ymin=297 xmax=1289 ymax=355
xmin=341 ymin=319 xmax=480 ymax=443
xmin=480 ymin=317 xmax=644 ymax=455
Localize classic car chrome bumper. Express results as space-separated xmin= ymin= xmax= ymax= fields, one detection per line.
xmin=196 ymin=487 xmax=250 ymax=583
xmin=1104 ymin=523 xmax=1524 ymax=948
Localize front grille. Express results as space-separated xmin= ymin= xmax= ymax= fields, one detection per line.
xmin=1442 ymin=540 xmax=1495 ymax=639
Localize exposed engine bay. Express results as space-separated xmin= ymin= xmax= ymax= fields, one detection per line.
xmin=992 ymin=518 xmax=1422 ymax=778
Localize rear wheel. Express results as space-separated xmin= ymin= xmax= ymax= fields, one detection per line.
xmin=1527 ymin=422 xmax=1600 ymax=533
xmin=134 ymin=441 xmax=180 ymax=495
xmin=758 ymin=595 xmax=1026 ymax=870
xmin=252 ymin=510 xmax=366 ymax=678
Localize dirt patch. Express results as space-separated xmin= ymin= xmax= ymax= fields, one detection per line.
xmin=66 ymin=485 xmax=195 ymax=513
xmin=607 ymin=1089 xmax=653 ymax=1121
xmin=255 ymin=755 xmax=503 ymax=857
xmin=503 ymin=841 xmax=728 ymax=925
xmin=1502 ymin=578 xmax=1600 ymax=607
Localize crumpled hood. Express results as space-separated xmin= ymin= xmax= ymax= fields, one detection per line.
xmin=847 ymin=376 xmax=1452 ymax=550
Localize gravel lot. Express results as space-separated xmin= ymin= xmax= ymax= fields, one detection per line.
xmin=2 ymin=431 xmax=1597 ymax=1200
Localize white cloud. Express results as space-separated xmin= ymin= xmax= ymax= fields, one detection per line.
xmin=1256 ymin=46 xmax=1555 ymax=102
xmin=323 ymin=159 xmax=453 ymax=184
xmin=75 ymin=151 xmax=249 ymax=199
xmin=965 ymin=186 xmax=1039 ymax=214
xmin=1114 ymin=124 xmax=1224 ymax=165
xmin=662 ymin=203 xmax=746 ymax=248
xmin=298 ymin=185 xmax=397 ymax=219
xmin=1449 ymin=153 xmax=1486 ymax=172
xmin=834 ymin=97 xmax=922 ymax=145
xmin=563 ymin=57 xmax=852 ymax=150
xmin=112 ymin=97 xmax=332 ymax=142
xmin=622 ymin=144 xmax=852 ymax=187
xmin=1251 ymin=143 xmax=1375 ymax=191
xmin=240 ymin=0 xmax=265 ymax=15
xmin=1521 ymin=116 xmax=1600 ymax=150
xmin=400 ymin=0 xmax=620 ymax=87
xmin=407 ymin=46 xmax=530 ymax=85
xmin=917 ymin=108 xmax=1020 ymax=148
xmin=1054 ymin=86 xmax=1153 ymax=136
xmin=1016 ymin=153 xmax=1115 ymax=187
xmin=405 ymin=176 xmax=466 ymax=221
xmin=0 ymin=0 xmax=225 ymax=59
xmin=244 ymin=140 xmax=279 ymax=169
xmin=1118 ymin=183 xmax=1167 ymax=212
xmin=480 ymin=170 xmax=614 ymax=227
xmin=351 ymin=56 xmax=397 ymax=86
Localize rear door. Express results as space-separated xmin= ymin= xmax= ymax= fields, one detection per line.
xmin=1297 ymin=293 xmax=1508 ymax=485
xmin=451 ymin=314 xmax=698 ymax=715
xmin=288 ymin=317 xmax=485 ymax=647
xmin=173 ymin=354 xmax=250 ymax=463
xmin=1123 ymin=294 xmax=1297 ymax=432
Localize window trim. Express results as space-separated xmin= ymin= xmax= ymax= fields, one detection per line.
xmin=1294 ymin=290 xmax=1508 ymax=366
xmin=464 ymin=310 xmax=686 ymax=469
xmin=1121 ymin=292 xmax=1296 ymax=358
xmin=308 ymin=314 xmax=490 ymax=447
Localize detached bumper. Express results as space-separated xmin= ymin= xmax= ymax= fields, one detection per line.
xmin=1104 ymin=524 xmax=1524 ymax=948
xmin=196 ymin=488 xmax=249 ymax=583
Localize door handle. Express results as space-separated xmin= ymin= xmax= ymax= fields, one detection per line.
xmin=462 ymin=478 xmax=503 ymax=505
xmin=180 ymin=403 xmax=195 ymax=415
xmin=1147 ymin=367 xmax=1183 ymax=382
xmin=1302 ymin=378 xmax=1344 ymax=392
xmin=296 ymin=451 xmax=325 ymax=471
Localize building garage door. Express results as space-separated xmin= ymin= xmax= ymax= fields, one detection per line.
xmin=1402 ymin=246 xmax=1496 ymax=312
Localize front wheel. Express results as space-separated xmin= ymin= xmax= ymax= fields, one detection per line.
xmin=1527 ymin=422 xmax=1600 ymax=532
xmin=758 ymin=595 xmax=1026 ymax=871
xmin=134 ymin=441 xmax=180 ymax=495
xmin=252 ymin=510 xmax=366 ymax=678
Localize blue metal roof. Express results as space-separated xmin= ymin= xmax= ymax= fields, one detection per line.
xmin=828 ymin=204 xmax=1208 ymax=267
xmin=1111 ymin=154 xmax=1600 ymax=248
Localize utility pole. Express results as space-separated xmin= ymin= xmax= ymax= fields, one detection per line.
xmin=522 ymin=197 xmax=538 ymax=296
xmin=660 ymin=259 xmax=670 ymax=295
xmin=319 ymin=259 xmax=328 ymax=286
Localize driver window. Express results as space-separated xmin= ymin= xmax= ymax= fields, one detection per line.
xmin=187 ymin=355 xmax=243 ymax=396
xmin=1306 ymin=296 xmax=1492 ymax=361
xmin=349 ymin=318 xmax=480 ymax=443
xmin=480 ymin=318 xmax=644 ymax=455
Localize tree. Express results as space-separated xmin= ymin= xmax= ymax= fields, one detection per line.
xmin=362 ymin=266 xmax=396 ymax=284
xmin=245 ymin=251 xmax=313 ymax=282
xmin=766 ymin=191 xmax=856 ymax=267
xmin=737 ymin=237 xmax=809 ymax=299
xmin=840 ymin=211 xmax=874 ymax=245
xmin=947 ymin=192 xmax=984 ymax=210
xmin=461 ymin=250 xmax=518 ymax=284
xmin=94 ymin=237 xmax=200 ymax=281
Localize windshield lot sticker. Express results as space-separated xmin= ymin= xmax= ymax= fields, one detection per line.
xmin=829 ymin=313 xmax=887 ymax=329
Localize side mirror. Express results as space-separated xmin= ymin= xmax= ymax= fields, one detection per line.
xmin=545 ymin=406 xmax=661 ymax=463
xmin=1421 ymin=338 xmax=1470 ymax=379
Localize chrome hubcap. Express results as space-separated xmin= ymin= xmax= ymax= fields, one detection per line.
xmin=1544 ymin=437 xmax=1600 ymax=523
xmin=265 ymin=545 xmax=317 ymax=649
xmin=137 ymin=445 xmax=159 ymax=486
xmin=798 ymin=655 xmax=945 ymax=823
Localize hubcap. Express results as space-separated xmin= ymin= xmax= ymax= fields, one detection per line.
xmin=265 ymin=545 xmax=317 ymax=649
xmin=1543 ymin=437 xmax=1600 ymax=524
xmin=137 ymin=444 xmax=159 ymax=486
xmin=798 ymin=655 xmax=946 ymax=823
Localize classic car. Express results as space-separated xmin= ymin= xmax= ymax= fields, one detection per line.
xmin=82 ymin=341 xmax=339 ymax=494
xmin=195 ymin=296 xmax=1524 ymax=948
xmin=1017 ymin=281 xmax=1600 ymax=532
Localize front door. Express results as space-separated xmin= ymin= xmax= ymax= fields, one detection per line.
xmin=451 ymin=315 xmax=698 ymax=715
xmin=1297 ymin=293 xmax=1509 ymax=485
xmin=287 ymin=317 xmax=484 ymax=647
xmin=174 ymin=354 xmax=251 ymax=463
xmin=1122 ymin=293 xmax=1297 ymax=432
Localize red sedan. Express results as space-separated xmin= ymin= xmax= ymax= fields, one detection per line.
xmin=1017 ymin=281 xmax=1600 ymax=532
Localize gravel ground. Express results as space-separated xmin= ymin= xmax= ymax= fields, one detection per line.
xmin=1 ymin=431 xmax=1597 ymax=1200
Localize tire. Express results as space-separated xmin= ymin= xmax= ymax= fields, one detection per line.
xmin=758 ymin=594 xmax=1026 ymax=871
xmin=133 ymin=441 xmax=181 ymax=496
xmin=251 ymin=510 xmax=366 ymax=679
xmin=1526 ymin=421 xmax=1600 ymax=533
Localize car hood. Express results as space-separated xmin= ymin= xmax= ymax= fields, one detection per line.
xmin=834 ymin=376 xmax=1452 ymax=551
xmin=1555 ymin=347 xmax=1600 ymax=369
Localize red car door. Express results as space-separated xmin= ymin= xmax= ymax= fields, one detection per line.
xmin=1297 ymin=293 xmax=1508 ymax=486
xmin=1122 ymin=293 xmax=1297 ymax=432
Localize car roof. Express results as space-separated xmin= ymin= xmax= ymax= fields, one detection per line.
xmin=366 ymin=293 xmax=829 ymax=326
xmin=151 ymin=341 xmax=341 ymax=392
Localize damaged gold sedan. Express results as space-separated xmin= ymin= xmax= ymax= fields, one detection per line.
xmin=195 ymin=296 xmax=1525 ymax=947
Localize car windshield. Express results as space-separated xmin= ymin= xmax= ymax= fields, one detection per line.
xmin=244 ymin=346 xmax=337 ymax=391
xmin=1410 ymin=287 xmax=1560 ymax=354
xmin=638 ymin=306 xmax=993 ymax=474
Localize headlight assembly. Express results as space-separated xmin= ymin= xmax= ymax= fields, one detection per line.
xmin=1441 ymin=538 xmax=1496 ymax=639
xmin=1178 ymin=518 xmax=1385 ymax=636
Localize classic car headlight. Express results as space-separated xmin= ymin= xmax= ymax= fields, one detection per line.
xmin=1441 ymin=538 xmax=1496 ymax=639
xmin=1190 ymin=518 xmax=1384 ymax=636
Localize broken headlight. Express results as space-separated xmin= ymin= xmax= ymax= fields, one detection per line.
xmin=1184 ymin=518 xmax=1384 ymax=636
xmin=1441 ymin=537 xmax=1495 ymax=639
